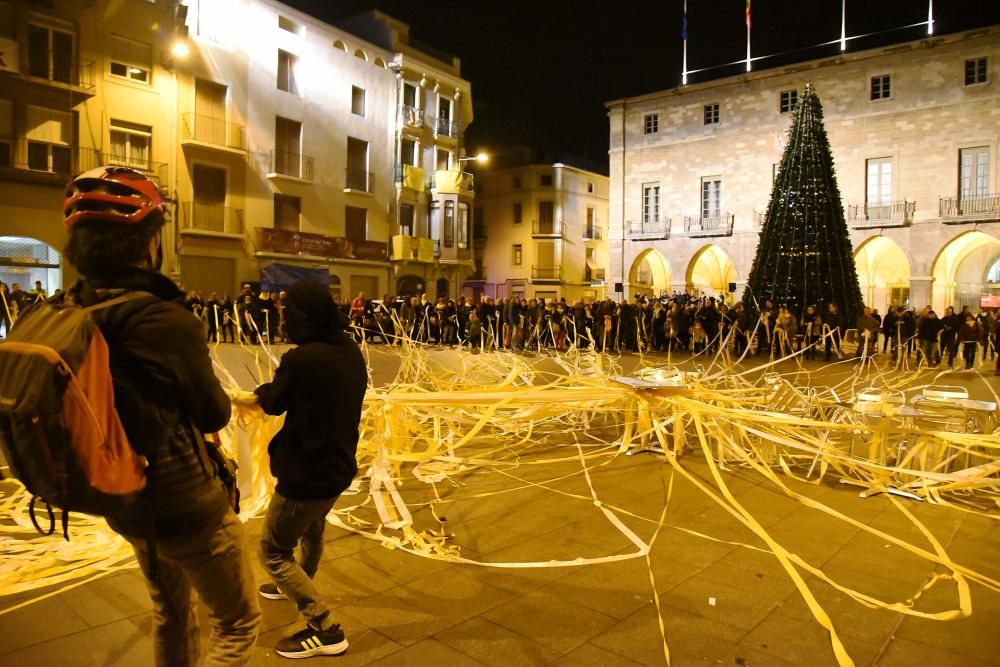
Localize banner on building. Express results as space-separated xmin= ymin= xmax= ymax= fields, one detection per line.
xmin=980 ymin=294 xmax=1000 ymax=309
xmin=259 ymin=263 xmax=329 ymax=292
xmin=257 ymin=228 xmax=387 ymax=261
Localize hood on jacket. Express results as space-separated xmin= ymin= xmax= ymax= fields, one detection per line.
xmin=284 ymin=280 xmax=348 ymax=344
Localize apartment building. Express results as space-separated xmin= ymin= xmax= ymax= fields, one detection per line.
xmin=0 ymin=0 xmax=174 ymax=293
xmin=477 ymin=162 xmax=609 ymax=302
xmin=607 ymin=26 xmax=1000 ymax=313
xmin=0 ymin=0 xmax=476 ymax=302
xmin=339 ymin=10 xmax=477 ymax=301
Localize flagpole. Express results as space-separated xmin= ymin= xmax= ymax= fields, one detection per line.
xmin=840 ymin=0 xmax=847 ymax=51
xmin=927 ymin=0 xmax=934 ymax=35
xmin=745 ymin=0 xmax=751 ymax=72
xmin=682 ymin=0 xmax=688 ymax=84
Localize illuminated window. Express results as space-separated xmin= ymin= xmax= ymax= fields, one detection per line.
xmin=701 ymin=177 xmax=722 ymax=219
xmin=865 ymin=158 xmax=892 ymax=205
xmin=965 ymin=57 xmax=987 ymax=85
xmin=109 ymin=35 xmax=151 ymax=83
xmin=351 ymin=86 xmax=365 ymax=116
xmin=109 ymin=120 xmax=152 ymax=171
xmin=277 ymin=50 xmax=299 ymax=94
xmin=779 ymin=89 xmax=798 ymax=113
xmin=960 ymin=147 xmax=990 ymax=200
xmin=643 ymin=113 xmax=658 ymax=134
xmin=512 ymin=244 xmax=522 ymax=266
xmin=642 ymin=183 xmax=659 ymax=224
xmin=870 ymin=74 xmax=891 ymax=101
xmin=703 ymin=103 xmax=719 ymax=125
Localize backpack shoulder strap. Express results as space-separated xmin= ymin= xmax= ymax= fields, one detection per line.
xmin=83 ymin=290 xmax=159 ymax=313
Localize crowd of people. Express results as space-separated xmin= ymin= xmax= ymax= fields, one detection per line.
xmin=311 ymin=291 xmax=998 ymax=370
xmin=0 ymin=280 xmax=52 ymax=337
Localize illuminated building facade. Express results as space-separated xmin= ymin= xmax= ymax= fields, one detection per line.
xmin=477 ymin=162 xmax=609 ymax=302
xmin=0 ymin=0 xmax=476 ymax=301
xmin=608 ymin=27 xmax=1000 ymax=313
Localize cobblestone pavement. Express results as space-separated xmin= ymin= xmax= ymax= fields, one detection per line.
xmin=1 ymin=345 xmax=998 ymax=666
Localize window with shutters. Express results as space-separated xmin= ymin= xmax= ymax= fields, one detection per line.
xmin=512 ymin=244 xmax=522 ymax=266
xmin=25 ymin=105 xmax=71 ymax=173
xmin=701 ymin=177 xmax=722 ymax=220
xmin=109 ymin=120 xmax=152 ymax=171
xmin=274 ymin=194 xmax=300 ymax=232
xmin=865 ymin=158 xmax=893 ymax=205
xmin=109 ymin=35 xmax=151 ymax=84
xmin=346 ymin=206 xmax=367 ymax=241
xmin=642 ymin=183 xmax=659 ymax=224
xmin=277 ymin=49 xmax=299 ymax=94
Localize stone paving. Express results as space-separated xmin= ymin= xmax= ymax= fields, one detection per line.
xmin=1 ymin=347 xmax=998 ymax=666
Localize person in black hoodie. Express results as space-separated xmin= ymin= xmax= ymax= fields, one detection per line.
xmin=61 ymin=167 xmax=260 ymax=666
xmin=254 ymin=280 xmax=367 ymax=659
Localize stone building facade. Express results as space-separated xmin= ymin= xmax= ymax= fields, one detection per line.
xmin=477 ymin=163 xmax=609 ymax=302
xmin=607 ymin=26 xmax=1000 ymax=314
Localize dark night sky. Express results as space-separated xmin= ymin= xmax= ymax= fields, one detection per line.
xmin=287 ymin=1 xmax=1000 ymax=170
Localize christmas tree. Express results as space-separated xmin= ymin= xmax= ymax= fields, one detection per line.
xmin=743 ymin=84 xmax=863 ymax=324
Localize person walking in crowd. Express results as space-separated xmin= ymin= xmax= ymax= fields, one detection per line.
xmin=205 ymin=292 xmax=220 ymax=343
xmin=857 ymin=306 xmax=879 ymax=360
xmin=940 ymin=306 xmax=961 ymax=368
xmin=0 ymin=281 xmax=11 ymax=338
xmin=61 ymin=166 xmax=260 ymax=665
xmin=958 ymin=312 xmax=982 ymax=370
xmin=254 ymin=280 xmax=367 ymax=659
xmin=917 ymin=309 xmax=943 ymax=367
xmin=824 ymin=302 xmax=843 ymax=361
xmin=221 ymin=294 xmax=237 ymax=343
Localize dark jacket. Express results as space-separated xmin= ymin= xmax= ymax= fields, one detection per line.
xmin=917 ymin=316 xmax=944 ymax=342
xmin=255 ymin=332 xmax=367 ymax=500
xmin=78 ymin=268 xmax=232 ymax=539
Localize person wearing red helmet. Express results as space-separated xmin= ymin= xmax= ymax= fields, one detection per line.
xmin=62 ymin=166 xmax=261 ymax=665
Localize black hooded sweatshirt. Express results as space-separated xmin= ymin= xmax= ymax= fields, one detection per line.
xmin=254 ymin=281 xmax=367 ymax=500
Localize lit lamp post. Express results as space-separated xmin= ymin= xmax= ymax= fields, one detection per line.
xmin=458 ymin=152 xmax=489 ymax=165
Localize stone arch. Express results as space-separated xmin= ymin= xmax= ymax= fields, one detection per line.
xmin=853 ymin=236 xmax=911 ymax=313
xmin=0 ymin=236 xmax=62 ymax=314
xmin=354 ymin=48 xmax=368 ymax=62
xmin=332 ymin=40 xmax=347 ymax=52
xmin=373 ymin=57 xmax=387 ymax=69
xmin=628 ymin=248 xmax=671 ymax=297
xmin=685 ymin=244 xmax=736 ymax=298
xmin=931 ymin=230 xmax=1000 ymax=313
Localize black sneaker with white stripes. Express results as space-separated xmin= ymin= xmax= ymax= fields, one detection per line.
xmin=275 ymin=623 xmax=349 ymax=659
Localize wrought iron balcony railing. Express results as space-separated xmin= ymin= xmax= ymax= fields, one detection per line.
xmin=627 ymin=218 xmax=670 ymax=239
xmin=401 ymin=105 xmax=424 ymax=127
xmin=583 ymin=225 xmax=603 ymax=240
xmin=848 ymin=200 xmax=915 ymax=228
xmin=939 ymin=193 xmax=1000 ymax=223
xmin=269 ymin=149 xmax=314 ymax=180
xmin=100 ymin=152 xmax=168 ymax=185
xmin=0 ymin=139 xmax=100 ymax=178
xmin=180 ymin=202 xmax=244 ymax=235
xmin=532 ymin=265 xmax=562 ymax=281
xmin=180 ymin=113 xmax=247 ymax=151
xmin=429 ymin=115 xmax=460 ymax=138
xmin=532 ymin=219 xmax=562 ymax=237
xmin=345 ymin=168 xmax=373 ymax=192
xmin=585 ymin=267 xmax=606 ymax=283
xmin=683 ymin=213 xmax=734 ymax=237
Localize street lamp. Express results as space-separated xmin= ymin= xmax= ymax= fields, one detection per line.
xmin=458 ymin=152 xmax=489 ymax=164
xmin=171 ymin=41 xmax=189 ymax=58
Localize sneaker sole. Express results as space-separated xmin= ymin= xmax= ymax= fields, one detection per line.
xmin=259 ymin=590 xmax=287 ymax=601
xmin=275 ymin=639 xmax=349 ymax=659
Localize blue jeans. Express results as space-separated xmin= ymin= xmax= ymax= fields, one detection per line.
xmin=259 ymin=492 xmax=337 ymax=627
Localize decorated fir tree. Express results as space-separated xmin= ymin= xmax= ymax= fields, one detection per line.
xmin=743 ymin=84 xmax=864 ymax=324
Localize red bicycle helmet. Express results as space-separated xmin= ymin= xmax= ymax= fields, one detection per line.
xmin=64 ymin=166 xmax=165 ymax=228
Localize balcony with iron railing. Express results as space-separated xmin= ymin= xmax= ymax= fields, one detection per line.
xmin=939 ymin=193 xmax=1000 ymax=224
xmin=21 ymin=50 xmax=96 ymax=94
xmin=627 ymin=217 xmax=671 ymax=240
xmin=532 ymin=219 xmax=563 ymax=237
xmin=532 ymin=265 xmax=562 ymax=282
xmin=432 ymin=239 xmax=441 ymax=258
xmin=267 ymin=149 xmax=314 ymax=181
xmin=429 ymin=115 xmax=460 ymax=139
xmin=345 ymin=168 xmax=373 ymax=193
xmin=100 ymin=152 xmax=168 ymax=185
xmin=0 ymin=139 xmax=100 ymax=184
xmin=753 ymin=209 xmax=767 ymax=228
xmin=430 ymin=170 xmax=474 ymax=195
xmin=583 ymin=225 xmax=603 ymax=240
xmin=847 ymin=200 xmax=915 ymax=228
xmin=585 ymin=266 xmax=606 ymax=283
xmin=180 ymin=113 xmax=247 ymax=152
xmin=682 ymin=213 xmax=734 ymax=237
xmin=179 ymin=202 xmax=244 ymax=235
xmin=401 ymin=105 xmax=425 ymax=128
